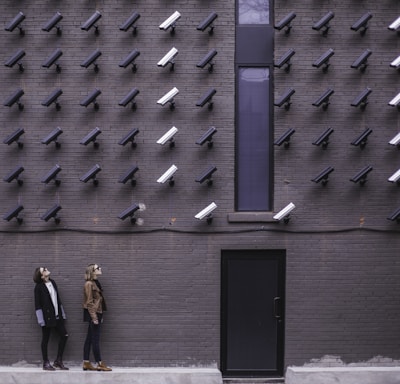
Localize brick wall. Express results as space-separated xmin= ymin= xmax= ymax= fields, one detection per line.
xmin=0 ymin=0 xmax=399 ymax=372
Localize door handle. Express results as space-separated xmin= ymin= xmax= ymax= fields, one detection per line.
xmin=274 ymin=297 xmax=282 ymax=319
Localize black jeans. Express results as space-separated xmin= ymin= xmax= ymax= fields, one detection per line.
xmin=41 ymin=320 xmax=68 ymax=362
xmin=83 ymin=313 xmax=102 ymax=363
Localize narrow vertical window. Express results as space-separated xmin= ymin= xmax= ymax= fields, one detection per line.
xmin=238 ymin=0 xmax=270 ymax=24
xmin=236 ymin=67 xmax=271 ymax=211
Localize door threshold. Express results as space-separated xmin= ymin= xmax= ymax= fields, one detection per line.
xmin=223 ymin=378 xmax=284 ymax=383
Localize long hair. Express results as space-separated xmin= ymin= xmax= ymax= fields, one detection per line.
xmin=33 ymin=267 xmax=43 ymax=284
xmin=85 ymin=264 xmax=97 ymax=281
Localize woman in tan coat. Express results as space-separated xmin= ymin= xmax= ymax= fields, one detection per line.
xmin=82 ymin=263 xmax=112 ymax=371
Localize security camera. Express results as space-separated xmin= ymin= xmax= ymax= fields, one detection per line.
xmin=81 ymin=11 xmax=102 ymax=34
xmin=388 ymin=92 xmax=400 ymax=107
xmin=157 ymin=87 xmax=179 ymax=110
xmin=196 ymin=126 xmax=217 ymax=148
xmin=159 ymin=11 xmax=181 ymax=34
xmin=197 ymin=12 xmax=218 ymax=34
xmin=80 ymin=164 xmax=102 ymax=185
xmin=81 ymin=49 xmax=102 ymax=72
xmin=157 ymin=164 xmax=178 ymax=186
xmin=119 ymin=49 xmax=140 ymax=72
xmin=41 ymin=88 xmax=63 ymax=110
xmin=119 ymin=128 xmax=139 ymax=148
xmin=197 ymin=50 xmax=217 ymax=72
xmin=351 ymin=49 xmax=372 ymax=72
xmin=195 ymin=165 xmax=217 ymax=186
xmin=274 ymin=88 xmax=295 ymax=110
xmin=118 ymin=203 xmax=145 ymax=224
xmin=274 ymin=49 xmax=295 ymax=72
xmin=390 ymin=55 xmax=400 ymax=69
xmin=4 ymin=88 xmax=24 ymax=110
xmin=388 ymin=16 xmax=400 ymax=31
xmin=273 ymin=202 xmax=295 ymax=223
xmin=350 ymin=165 xmax=373 ymax=185
xmin=351 ymin=88 xmax=372 ymax=110
xmin=388 ymin=169 xmax=400 ymax=184
xmin=312 ymin=11 xmax=334 ymax=36
xmin=80 ymin=89 xmax=101 ymax=110
xmin=120 ymin=12 xmax=141 ymax=35
xmin=312 ymin=48 xmax=334 ymax=72
xmin=3 ymin=204 xmax=24 ymax=224
xmin=195 ymin=202 xmax=217 ymax=224
xmin=274 ymin=11 xmax=296 ymax=34
xmin=389 ymin=132 xmax=400 ymax=147
xmin=157 ymin=47 xmax=178 ymax=71
xmin=351 ymin=128 xmax=373 ymax=149
xmin=119 ymin=88 xmax=140 ymax=110
xmin=196 ymin=88 xmax=217 ymax=110
xmin=80 ymin=127 xmax=101 ymax=148
xmin=118 ymin=204 xmax=139 ymax=221
xmin=312 ymin=127 xmax=334 ymax=149
xmin=157 ymin=126 xmax=178 ymax=147
xmin=311 ymin=166 xmax=334 ymax=186
xmin=42 ymin=48 xmax=63 ymax=72
xmin=3 ymin=128 xmax=25 ymax=148
xmin=387 ymin=207 xmax=400 ymax=222
xmin=42 ymin=12 xmax=63 ymax=35
xmin=351 ymin=12 xmax=372 ymax=35
xmin=4 ymin=49 xmax=25 ymax=72
xmin=274 ymin=128 xmax=296 ymax=148
xmin=41 ymin=204 xmax=62 ymax=223
xmin=41 ymin=164 xmax=62 ymax=186
xmin=119 ymin=165 xmax=139 ymax=186
xmin=312 ymin=88 xmax=334 ymax=110
xmin=5 ymin=12 xmax=25 ymax=35
xmin=4 ymin=166 xmax=24 ymax=186
xmin=42 ymin=127 xmax=63 ymax=148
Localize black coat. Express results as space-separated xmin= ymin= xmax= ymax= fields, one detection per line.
xmin=34 ymin=279 xmax=66 ymax=327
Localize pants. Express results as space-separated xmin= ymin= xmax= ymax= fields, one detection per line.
xmin=41 ymin=320 xmax=68 ymax=362
xmin=83 ymin=313 xmax=103 ymax=363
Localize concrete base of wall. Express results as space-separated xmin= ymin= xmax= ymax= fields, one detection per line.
xmin=0 ymin=367 xmax=223 ymax=384
xmin=286 ymin=366 xmax=400 ymax=384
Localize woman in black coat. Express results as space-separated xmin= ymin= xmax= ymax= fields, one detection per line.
xmin=33 ymin=267 xmax=69 ymax=370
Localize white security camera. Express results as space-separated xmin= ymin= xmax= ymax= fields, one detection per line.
xmin=389 ymin=132 xmax=400 ymax=146
xmin=273 ymin=202 xmax=295 ymax=223
xmin=159 ymin=11 xmax=181 ymax=32
xmin=388 ymin=16 xmax=400 ymax=31
xmin=157 ymin=47 xmax=178 ymax=69
xmin=390 ymin=55 xmax=400 ymax=69
xmin=157 ymin=87 xmax=179 ymax=109
xmin=157 ymin=126 xmax=178 ymax=147
xmin=195 ymin=202 xmax=217 ymax=221
xmin=388 ymin=169 xmax=400 ymax=183
xmin=389 ymin=92 xmax=400 ymax=107
xmin=157 ymin=164 xmax=178 ymax=185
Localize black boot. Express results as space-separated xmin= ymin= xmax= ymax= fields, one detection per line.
xmin=43 ymin=360 xmax=55 ymax=371
xmin=54 ymin=359 xmax=69 ymax=370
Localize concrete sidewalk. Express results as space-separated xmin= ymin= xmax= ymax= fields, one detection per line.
xmin=0 ymin=366 xmax=223 ymax=384
xmin=285 ymin=366 xmax=400 ymax=384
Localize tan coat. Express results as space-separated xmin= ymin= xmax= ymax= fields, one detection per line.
xmin=83 ymin=280 xmax=106 ymax=322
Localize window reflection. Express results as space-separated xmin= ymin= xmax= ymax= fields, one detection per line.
xmin=238 ymin=0 xmax=269 ymax=24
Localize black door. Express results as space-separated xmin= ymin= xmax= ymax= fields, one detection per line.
xmin=221 ymin=250 xmax=285 ymax=377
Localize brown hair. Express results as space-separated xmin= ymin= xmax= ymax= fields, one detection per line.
xmin=33 ymin=267 xmax=43 ymax=284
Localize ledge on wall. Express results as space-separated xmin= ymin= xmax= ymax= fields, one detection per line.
xmin=228 ymin=212 xmax=276 ymax=223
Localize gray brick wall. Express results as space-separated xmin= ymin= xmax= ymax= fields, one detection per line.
xmin=0 ymin=0 xmax=399 ymax=373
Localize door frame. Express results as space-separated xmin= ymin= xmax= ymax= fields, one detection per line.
xmin=220 ymin=249 xmax=286 ymax=377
